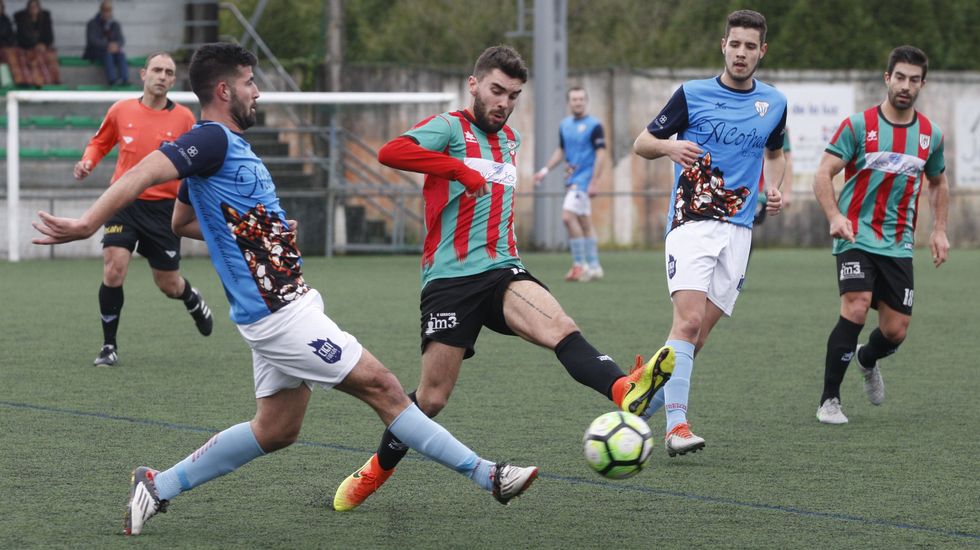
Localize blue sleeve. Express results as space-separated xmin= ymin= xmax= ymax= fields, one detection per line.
xmin=646 ymin=86 xmax=689 ymax=139
xmin=177 ymin=180 xmax=190 ymax=204
xmin=765 ymin=106 xmax=788 ymax=150
xmin=159 ymin=124 xmax=228 ymax=179
xmin=590 ymin=123 xmax=606 ymax=149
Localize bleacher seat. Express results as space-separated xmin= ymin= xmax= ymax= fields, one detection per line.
xmin=64 ymin=115 xmax=102 ymax=128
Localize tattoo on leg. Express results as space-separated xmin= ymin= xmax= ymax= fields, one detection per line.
xmin=507 ymin=287 xmax=553 ymax=320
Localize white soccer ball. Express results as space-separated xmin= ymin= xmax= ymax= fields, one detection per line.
xmin=583 ymin=411 xmax=654 ymax=479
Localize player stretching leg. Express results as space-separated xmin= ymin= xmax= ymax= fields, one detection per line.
xmin=333 ymin=46 xmax=673 ymax=512
xmin=33 ymin=43 xmax=538 ymax=535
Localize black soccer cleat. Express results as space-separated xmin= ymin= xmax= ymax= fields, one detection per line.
xmin=187 ymin=288 xmax=213 ymax=336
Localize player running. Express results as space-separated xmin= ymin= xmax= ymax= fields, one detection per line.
xmin=633 ymin=10 xmax=787 ymax=456
xmin=74 ymin=51 xmax=213 ymax=366
xmin=33 ymin=42 xmax=538 ymax=536
xmin=814 ymin=45 xmax=949 ymax=424
xmin=332 ymin=45 xmax=674 ymax=512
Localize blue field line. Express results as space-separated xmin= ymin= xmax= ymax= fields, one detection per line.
xmin=3 ymin=399 xmax=978 ymax=541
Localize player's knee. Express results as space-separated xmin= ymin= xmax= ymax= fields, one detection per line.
xmin=416 ymin=394 xmax=447 ymax=417
xmin=881 ymin=324 xmax=908 ymax=344
xmin=252 ymin=421 xmax=301 ymax=452
xmin=554 ymin=314 xmax=580 ymax=342
xmin=841 ymin=295 xmax=872 ymax=320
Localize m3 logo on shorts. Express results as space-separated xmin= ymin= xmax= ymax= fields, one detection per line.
xmin=425 ymin=312 xmax=458 ymax=335
xmin=839 ymin=261 xmax=864 ymax=281
xmin=308 ymin=338 xmax=342 ymax=364
xmin=668 ymin=255 xmax=676 ymax=279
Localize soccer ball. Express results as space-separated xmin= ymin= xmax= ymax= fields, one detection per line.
xmin=583 ymin=411 xmax=654 ymax=479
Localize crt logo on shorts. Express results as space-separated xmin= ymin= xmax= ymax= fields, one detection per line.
xmin=309 ymin=338 xmax=342 ymax=364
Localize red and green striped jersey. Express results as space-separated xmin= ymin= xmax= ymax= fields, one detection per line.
xmin=405 ymin=110 xmax=523 ymax=287
xmin=826 ymin=106 xmax=945 ymax=257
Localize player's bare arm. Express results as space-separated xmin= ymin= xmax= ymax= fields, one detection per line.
xmin=33 ymin=151 xmax=180 ymax=245
xmin=172 ymin=199 xmax=203 ymax=241
xmin=587 ymin=147 xmax=607 ymax=197
xmin=632 ymin=130 xmax=703 ymax=167
xmin=812 ymin=152 xmax=854 ymax=243
xmin=926 ymin=171 xmax=950 ymax=267
xmin=534 ymin=147 xmax=565 ymax=185
xmin=762 ymin=148 xmax=785 ymax=215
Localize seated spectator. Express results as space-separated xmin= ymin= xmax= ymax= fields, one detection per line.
xmin=11 ymin=0 xmax=60 ymax=86
xmin=83 ymin=0 xmax=128 ymax=86
xmin=1 ymin=1 xmax=16 ymax=72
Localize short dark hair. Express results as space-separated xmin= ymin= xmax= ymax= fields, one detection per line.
xmin=726 ymin=9 xmax=767 ymax=44
xmin=143 ymin=51 xmax=173 ymax=69
xmin=566 ymin=86 xmax=587 ymax=100
xmin=887 ymin=45 xmax=928 ymax=80
xmin=473 ymin=45 xmax=528 ymax=83
xmin=188 ymin=43 xmax=258 ymax=106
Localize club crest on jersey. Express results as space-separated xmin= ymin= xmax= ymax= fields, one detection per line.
xmin=464 ymin=130 xmax=479 ymax=143
xmin=754 ymin=101 xmax=769 ymax=117
xmin=919 ymin=134 xmax=930 ymax=149
xmin=309 ymin=338 xmax=342 ymax=364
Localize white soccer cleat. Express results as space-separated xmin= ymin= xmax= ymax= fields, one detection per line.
xmin=124 ymin=467 xmax=168 ymax=535
xmin=588 ymin=265 xmax=604 ymax=281
xmin=856 ymin=344 xmax=885 ymax=405
xmin=491 ymin=463 xmax=538 ymax=505
xmin=816 ymin=398 xmax=848 ymax=425
xmin=664 ymin=422 xmax=705 ymax=457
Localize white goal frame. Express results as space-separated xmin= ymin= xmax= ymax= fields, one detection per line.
xmin=5 ymin=90 xmax=455 ymax=261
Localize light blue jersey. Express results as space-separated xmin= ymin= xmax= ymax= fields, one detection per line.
xmin=163 ymin=121 xmax=309 ymax=324
xmin=559 ymin=115 xmax=605 ymax=192
xmin=647 ymin=76 xmax=787 ymax=232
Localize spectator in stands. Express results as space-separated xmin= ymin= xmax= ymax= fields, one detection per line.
xmin=0 ymin=1 xmax=15 ymax=47
xmin=84 ymin=0 xmax=128 ymax=86
xmin=11 ymin=0 xmax=60 ymax=86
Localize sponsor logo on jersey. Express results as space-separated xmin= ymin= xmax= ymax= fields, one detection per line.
xmin=122 ymin=136 xmax=134 ymax=144
xmin=577 ymin=123 xmax=587 ymax=133
xmin=657 ymin=114 xmax=668 ymax=127
xmin=754 ymin=101 xmax=769 ymax=117
xmin=919 ymin=134 xmax=931 ymax=150
xmin=187 ymin=146 xmax=199 ymax=157
xmin=104 ymin=224 xmax=124 ymax=234
xmin=308 ymin=338 xmax=342 ymax=364
xmin=839 ymin=261 xmax=864 ymax=280
xmin=425 ymin=312 xmax=458 ymax=335
xmin=668 ymin=254 xmax=676 ymax=279
xmin=464 ymin=130 xmax=479 ymax=143
xmin=866 ymin=130 xmax=878 ymax=143
xmin=864 ymin=151 xmax=925 ymax=177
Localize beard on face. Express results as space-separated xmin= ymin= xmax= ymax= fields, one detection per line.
xmin=472 ymin=93 xmax=507 ymax=134
xmin=887 ymin=87 xmax=917 ymax=110
xmin=230 ymin=88 xmax=257 ymax=130
xmin=725 ymin=59 xmax=757 ymax=83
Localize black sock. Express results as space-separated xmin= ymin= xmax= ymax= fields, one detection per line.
xmin=858 ymin=328 xmax=900 ymax=367
xmin=554 ymin=332 xmax=623 ymax=400
xmin=177 ymin=277 xmax=197 ymax=309
xmin=821 ymin=316 xmax=863 ymax=404
xmin=99 ymin=283 xmax=124 ymax=348
xmin=376 ymin=391 xmax=419 ymax=471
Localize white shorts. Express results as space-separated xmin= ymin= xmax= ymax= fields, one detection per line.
xmin=237 ymin=289 xmax=363 ymax=398
xmin=562 ymin=188 xmax=591 ymax=216
xmin=664 ymin=220 xmax=752 ymax=316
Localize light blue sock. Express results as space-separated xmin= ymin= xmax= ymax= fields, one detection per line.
xmin=569 ymin=238 xmax=586 ymax=265
xmin=641 ymin=386 xmax=666 ymax=421
xmin=663 ymin=339 xmax=695 ymax=433
xmin=154 ymin=422 xmax=265 ymax=501
xmin=388 ymin=404 xmax=493 ymax=491
xmin=585 ymin=237 xmax=600 ymax=267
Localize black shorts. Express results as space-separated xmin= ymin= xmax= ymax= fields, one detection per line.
xmin=102 ymin=199 xmax=182 ymax=271
xmin=420 ymin=266 xmax=547 ymax=359
xmin=835 ymin=249 xmax=914 ymax=315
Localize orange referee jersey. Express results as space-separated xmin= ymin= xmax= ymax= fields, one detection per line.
xmin=82 ymin=97 xmax=196 ymax=201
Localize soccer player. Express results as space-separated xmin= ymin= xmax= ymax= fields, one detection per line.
xmin=74 ymin=51 xmax=213 ymax=366
xmin=33 ymin=42 xmax=538 ymax=536
xmin=533 ymin=86 xmax=608 ymax=281
xmin=633 ymin=10 xmax=787 ymax=456
xmin=331 ymin=45 xmax=674 ymax=512
xmin=813 ymin=45 xmax=949 ymax=424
